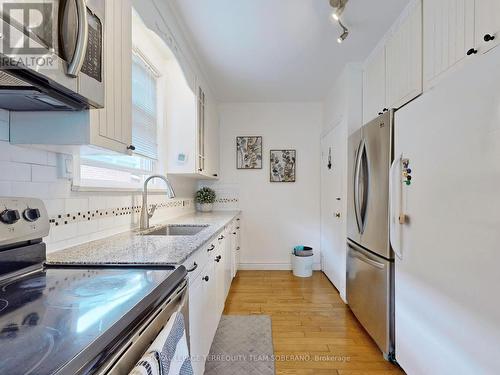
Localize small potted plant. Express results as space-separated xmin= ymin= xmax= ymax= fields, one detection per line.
xmin=195 ymin=187 xmax=216 ymax=212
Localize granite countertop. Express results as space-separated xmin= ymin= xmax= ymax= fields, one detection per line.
xmin=46 ymin=211 xmax=240 ymax=266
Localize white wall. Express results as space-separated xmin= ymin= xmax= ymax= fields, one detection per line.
xmin=323 ymin=63 xmax=363 ymax=135
xmin=211 ymin=102 xmax=322 ymax=269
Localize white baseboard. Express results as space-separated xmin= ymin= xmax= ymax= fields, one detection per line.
xmin=238 ymin=263 xmax=321 ymax=271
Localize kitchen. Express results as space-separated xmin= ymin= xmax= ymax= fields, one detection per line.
xmin=0 ymin=0 xmax=499 ymax=374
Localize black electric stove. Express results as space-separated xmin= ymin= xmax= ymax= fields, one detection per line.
xmin=0 ymin=198 xmax=186 ymax=375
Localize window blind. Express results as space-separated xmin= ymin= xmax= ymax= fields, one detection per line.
xmin=132 ymin=51 xmax=159 ymax=160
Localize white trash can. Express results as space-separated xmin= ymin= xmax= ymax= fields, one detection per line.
xmin=291 ymin=254 xmax=313 ymax=277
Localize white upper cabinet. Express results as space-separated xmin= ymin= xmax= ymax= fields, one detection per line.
xmin=94 ymin=0 xmax=133 ymax=153
xmin=363 ymin=44 xmax=387 ymax=123
xmin=10 ymin=0 xmax=133 ymax=154
xmin=423 ymin=0 xmax=475 ymax=89
xmin=475 ymin=0 xmax=500 ymax=53
xmin=386 ymin=0 xmax=423 ymax=109
xmin=203 ymin=93 xmax=220 ymax=178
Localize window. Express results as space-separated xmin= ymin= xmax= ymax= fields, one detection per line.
xmin=131 ymin=50 xmax=159 ymax=160
xmin=76 ymin=48 xmax=162 ymax=190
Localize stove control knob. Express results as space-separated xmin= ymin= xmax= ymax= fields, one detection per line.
xmin=0 ymin=209 xmax=20 ymax=225
xmin=23 ymin=208 xmax=41 ymax=222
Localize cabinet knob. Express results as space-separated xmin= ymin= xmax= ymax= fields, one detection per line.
xmin=484 ymin=34 xmax=495 ymax=42
xmin=383 ymin=108 xmax=388 ymax=112
xmin=378 ymin=112 xmax=383 ymax=116
xmin=466 ymin=48 xmax=478 ymax=56
xmin=202 ymin=276 xmax=209 ymax=282
xmin=127 ymin=145 xmax=136 ymax=151
xmin=198 ymin=168 xmax=203 ymax=172
xmin=212 ymin=174 xmax=218 ymax=177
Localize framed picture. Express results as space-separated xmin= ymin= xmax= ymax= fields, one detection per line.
xmin=270 ymin=150 xmax=296 ymax=182
xmin=236 ymin=136 xmax=263 ymax=169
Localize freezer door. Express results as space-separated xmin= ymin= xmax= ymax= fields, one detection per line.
xmin=346 ymin=240 xmax=393 ymax=357
xmin=347 ymin=128 xmax=362 ymax=244
xmin=359 ymin=112 xmax=393 ymax=259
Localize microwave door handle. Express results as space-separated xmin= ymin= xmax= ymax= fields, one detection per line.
xmin=67 ymin=0 xmax=88 ymax=77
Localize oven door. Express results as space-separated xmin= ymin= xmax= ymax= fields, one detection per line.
xmin=96 ymin=279 xmax=190 ymax=375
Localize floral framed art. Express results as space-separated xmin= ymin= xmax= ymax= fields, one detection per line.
xmin=270 ymin=150 xmax=296 ymax=182
xmin=236 ymin=136 xmax=263 ymax=169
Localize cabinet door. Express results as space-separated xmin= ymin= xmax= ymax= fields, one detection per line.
xmin=363 ymin=45 xmax=386 ymax=123
xmin=214 ymin=244 xmax=225 ymax=317
xmin=423 ymin=0 xmax=475 ymax=89
xmin=204 ymin=95 xmax=220 ymax=178
xmin=204 ymin=260 xmax=218 ymax=348
xmin=386 ymin=0 xmax=423 ymax=109
xmin=189 ymin=272 xmax=206 ymax=375
xmin=475 ymin=0 xmax=500 ymax=53
xmin=223 ymin=230 xmax=232 ymax=298
xmin=91 ymin=0 xmax=132 ymax=153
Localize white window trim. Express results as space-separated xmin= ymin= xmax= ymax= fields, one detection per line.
xmin=72 ymin=46 xmax=166 ymax=191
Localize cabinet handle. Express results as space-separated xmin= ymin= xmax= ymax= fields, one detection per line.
xmin=213 ymin=174 xmax=218 ymax=177
xmin=467 ymin=48 xmax=478 ymax=56
xmin=198 ymin=168 xmax=203 ymax=172
xmin=187 ymin=262 xmax=198 ymax=272
xmin=236 ymin=218 xmax=240 ymax=221
xmin=236 ymin=246 xmax=240 ymax=251
xmin=202 ymin=276 xmax=209 ymax=282
xmin=218 ymin=235 xmax=224 ymax=240
xmin=378 ymin=112 xmax=383 ymax=116
xmin=484 ymin=34 xmax=495 ymax=42
xmin=127 ymin=145 xmax=136 ymax=151
xmin=236 ymin=227 xmax=240 ymax=229
xmin=383 ymin=108 xmax=388 ymax=112
xmin=232 ymin=232 xmax=237 ymax=235
xmin=207 ymin=244 xmax=215 ymax=252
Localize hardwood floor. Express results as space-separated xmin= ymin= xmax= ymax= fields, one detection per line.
xmin=223 ymin=271 xmax=404 ymax=375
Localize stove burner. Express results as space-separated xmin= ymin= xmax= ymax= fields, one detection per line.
xmin=0 ymin=325 xmax=59 ymax=375
xmin=0 ymin=299 xmax=7 ymax=312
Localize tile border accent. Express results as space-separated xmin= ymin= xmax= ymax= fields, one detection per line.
xmin=49 ymin=199 xmax=193 ymax=227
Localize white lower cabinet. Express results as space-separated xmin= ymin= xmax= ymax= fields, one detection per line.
xmin=187 ymin=217 xmax=241 ymax=375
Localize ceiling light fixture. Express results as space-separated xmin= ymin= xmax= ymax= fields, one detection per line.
xmin=330 ymin=0 xmax=347 ymax=20
xmin=329 ymin=0 xmax=349 ymax=44
xmin=337 ymin=20 xmax=349 ymax=43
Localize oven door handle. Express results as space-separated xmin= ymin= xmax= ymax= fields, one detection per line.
xmin=67 ymin=0 xmax=88 ymax=77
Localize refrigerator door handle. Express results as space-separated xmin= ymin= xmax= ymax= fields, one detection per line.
xmin=353 ymin=139 xmax=364 ymax=234
xmin=359 ymin=141 xmax=369 ymax=232
xmin=349 ymin=248 xmax=386 ymax=269
xmin=389 ymin=156 xmax=403 ymax=259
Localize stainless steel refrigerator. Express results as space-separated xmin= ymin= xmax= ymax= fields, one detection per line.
xmin=346 ymin=110 xmax=394 ymax=360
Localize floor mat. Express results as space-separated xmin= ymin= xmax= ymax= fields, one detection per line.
xmin=204 ymin=315 xmax=275 ymax=375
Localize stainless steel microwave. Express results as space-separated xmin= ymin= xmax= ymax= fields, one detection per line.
xmin=0 ymin=0 xmax=104 ymax=111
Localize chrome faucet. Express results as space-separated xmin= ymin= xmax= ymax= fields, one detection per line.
xmin=140 ymin=175 xmax=176 ymax=230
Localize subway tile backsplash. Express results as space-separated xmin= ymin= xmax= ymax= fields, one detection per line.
xmin=0 ymin=140 xmax=197 ymax=253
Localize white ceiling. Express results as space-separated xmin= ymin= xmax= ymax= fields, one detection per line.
xmin=171 ymin=0 xmax=410 ymax=102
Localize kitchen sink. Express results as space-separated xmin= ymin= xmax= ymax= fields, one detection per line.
xmin=139 ymin=224 xmax=208 ymax=236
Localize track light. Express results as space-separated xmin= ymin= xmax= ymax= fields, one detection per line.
xmin=330 ymin=0 xmax=347 ymax=20
xmin=336 ymin=20 xmax=349 ymax=43
xmin=329 ymin=0 xmax=349 ymax=44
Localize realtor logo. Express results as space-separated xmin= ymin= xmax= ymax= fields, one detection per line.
xmin=2 ymin=1 xmax=53 ymax=54
xmin=0 ymin=1 xmax=56 ymax=69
